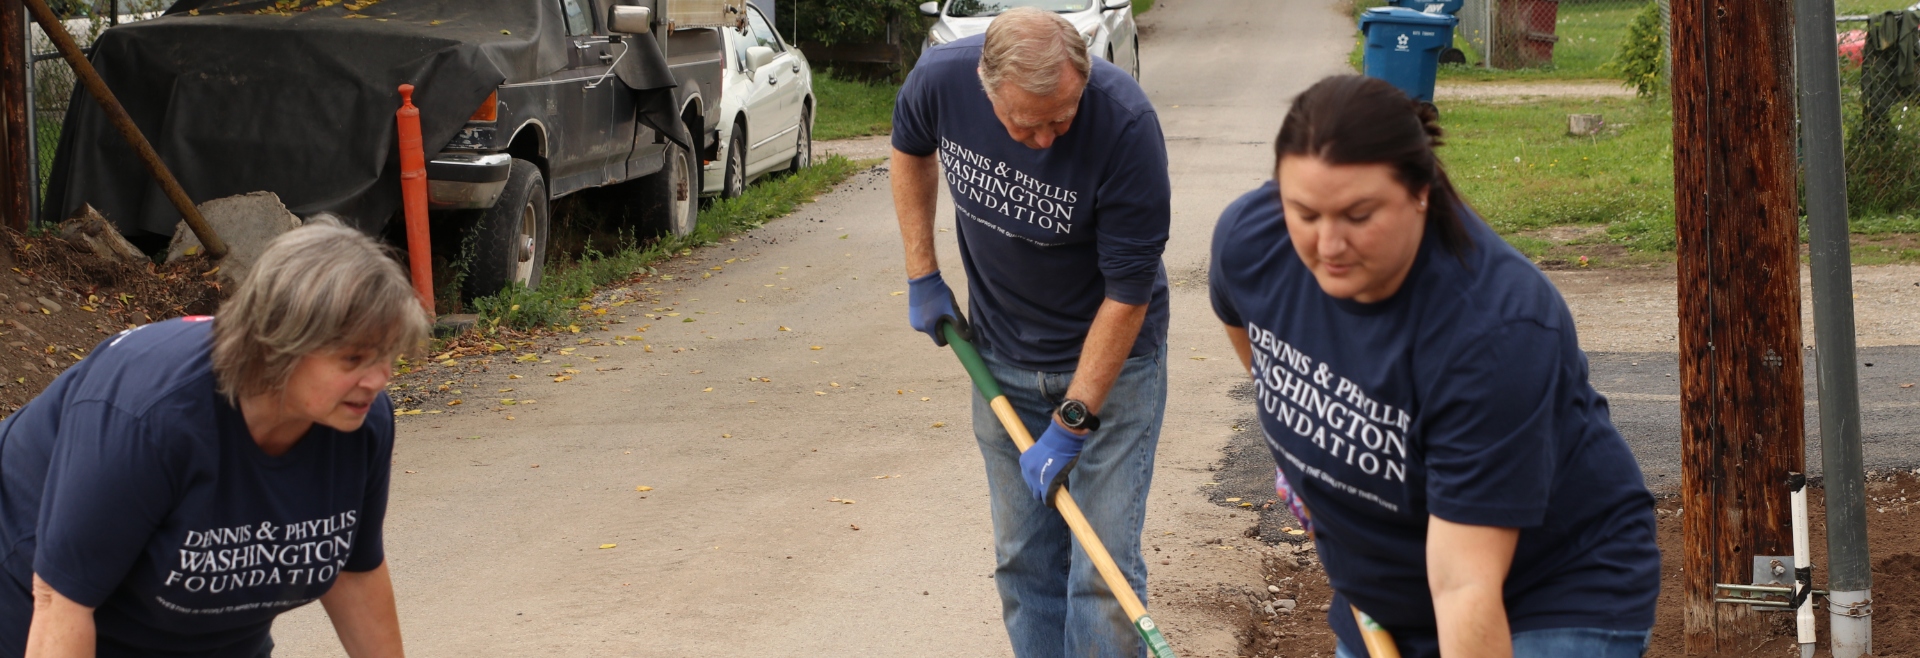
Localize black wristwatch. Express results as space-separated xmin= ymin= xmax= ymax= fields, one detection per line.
xmin=1057 ymin=399 xmax=1101 ymax=432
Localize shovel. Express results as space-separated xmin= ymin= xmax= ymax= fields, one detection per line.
xmin=939 ymin=321 xmax=1177 ymax=658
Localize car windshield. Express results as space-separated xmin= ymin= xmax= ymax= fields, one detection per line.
xmin=945 ymin=0 xmax=1091 ymax=17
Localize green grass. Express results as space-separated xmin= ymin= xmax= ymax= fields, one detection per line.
xmin=812 ymin=71 xmax=898 ymax=141
xmin=1133 ymin=0 xmax=1153 ymax=14
xmin=1837 ymin=0 xmax=1915 ymax=15
xmin=1436 ymin=96 xmax=1677 ymax=254
xmin=1349 ymin=0 xmax=1649 ymax=82
xmin=469 ymin=156 xmax=867 ymax=331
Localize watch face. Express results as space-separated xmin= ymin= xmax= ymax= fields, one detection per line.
xmin=1061 ymin=400 xmax=1087 ymax=425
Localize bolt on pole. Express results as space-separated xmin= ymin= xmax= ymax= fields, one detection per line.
xmin=1792 ymin=0 xmax=1873 ymax=652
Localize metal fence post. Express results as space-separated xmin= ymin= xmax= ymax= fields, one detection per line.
xmin=1793 ymin=0 xmax=1872 ymax=654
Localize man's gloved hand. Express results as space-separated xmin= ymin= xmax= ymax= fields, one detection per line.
xmin=907 ymin=271 xmax=969 ymax=346
xmin=1020 ymin=420 xmax=1088 ymax=506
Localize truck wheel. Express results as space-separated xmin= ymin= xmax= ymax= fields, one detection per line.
xmin=722 ymin=124 xmax=746 ymax=199
xmin=464 ymin=158 xmax=548 ymax=300
xmin=640 ymin=138 xmax=699 ymax=236
xmin=788 ymin=106 xmax=811 ymax=172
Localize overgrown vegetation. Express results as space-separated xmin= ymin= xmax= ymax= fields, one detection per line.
xmin=1607 ymin=0 xmax=1665 ymax=97
xmin=813 ymin=70 xmax=899 ymax=140
xmin=772 ymin=0 xmax=928 ymax=48
xmin=1133 ymin=0 xmax=1155 ymax=14
xmin=1436 ymin=97 xmax=1677 ymax=259
xmin=1350 ymin=0 xmax=1653 ymax=82
xmin=469 ymin=156 xmax=865 ymax=331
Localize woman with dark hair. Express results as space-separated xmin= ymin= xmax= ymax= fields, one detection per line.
xmin=1209 ymin=75 xmax=1660 ymax=657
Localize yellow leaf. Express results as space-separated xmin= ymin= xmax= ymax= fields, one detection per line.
xmin=1287 ymin=529 xmax=1307 ymax=536
xmin=778 ymin=326 xmax=791 ymax=331
xmin=1225 ymin=497 xmax=1242 ymax=502
xmin=554 ymin=375 xmax=572 ymax=383
xmin=810 ymin=345 xmax=822 ymax=350
xmin=703 ymin=387 xmax=713 ymax=392
xmin=890 ymin=291 xmax=905 ymax=296
xmin=737 ymin=299 xmax=747 ymax=303
xmin=447 ymin=399 xmax=463 ymax=406
xmin=500 ymin=399 xmax=516 ymax=405
xmin=920 ymin=397 xmax=931 ymax=401
xmin=599 ymin=543 xmax=617 ymax=549
xmin=440 ymin=359 xmax=457 ymax=366
xmin=815 ymin=391 xmax=826 ymax=395
xmin=521 ymin=399 xmax=536 ymax=404
xmin=710 ymin=266 xmax=724 ymax=271
xmin=636 ymin=485 xmax=653 ymax=491
xmin=498 ymin=388 xmax=514 ymax=392
xmin=509 ymin=374 xmax=522 ymax=379
xmin=397 ymin=409 xmax=423 ymax=416
xmin=568 ymin=324 xmax=581 ymax=333
xmin=665 ymin=313 xmax=680 ymax=317
xmin=721 ymin=433 xmax=732 ymax=438
xmin=643 ymin=345 xmax=654 ymax=353
xmin=489 ymin=343 xmax=508 ymax=352
xmin=931 ymin=422 xmax=946 ymax=428
xmin=1239 ymin=502 xmax=1254 ymax=508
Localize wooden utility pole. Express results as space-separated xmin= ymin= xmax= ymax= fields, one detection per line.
xmin=1670 ymin=0 xmax=1805 ymax=654
xmin=0 ymin=0 xmax=28 ymax=231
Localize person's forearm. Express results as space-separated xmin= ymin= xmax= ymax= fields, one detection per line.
xmin=26 ymin=575 xmax=94 ymax=658
xmin=321 ymin=562 xmax=404 ymax=658
xmin=1428 ymin=516 xmax=1518 ymax=657
xmin=891 ymin=149 xmax=941 ymax=279
xmin=1064 ymin=299 xmax=1149 ymax=416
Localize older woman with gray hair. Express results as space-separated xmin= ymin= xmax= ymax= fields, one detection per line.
xmin=0 ymin=221 xmax=427 ymax=658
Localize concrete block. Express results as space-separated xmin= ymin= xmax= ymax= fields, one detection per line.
xmin=168 ymin=192 xmax=302 ymax=286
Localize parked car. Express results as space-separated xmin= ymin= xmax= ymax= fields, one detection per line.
xmin=701 ymin=1 xmax=814 ymax=199
xmin=44 ymin=0 xmax=739 ymax=300
xmin=918 ymin=0 xmax=1140 ymax=80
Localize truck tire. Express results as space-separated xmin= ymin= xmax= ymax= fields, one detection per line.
xmin=722 ymin=124 xmax=746 ymax=199
xmin=788 ymin=106 xmax=811 ymax=172
xmin=464 ymin=158 xmax=548 ymax=300
xmin=639 ymin=138 xmax=699 ymax=236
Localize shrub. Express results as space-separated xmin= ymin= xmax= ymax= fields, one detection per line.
xmin=1608 ymin=1 xmax=1666 ymax=98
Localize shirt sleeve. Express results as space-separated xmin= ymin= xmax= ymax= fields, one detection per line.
xmin=33 ymin=402 xmax=183 ymax=608
xmin=1420 ymin=320 xmax=1563 ymax=529
xmin=1093 ymin=114 xmax=1171 ymax=306
xmin=344 ymin=395 xmax=396 ymax=572
xmin=1208 ymin=200 xmax=1244 ymax=328
xmin=890 ymin=58 xmax=939 ymax=157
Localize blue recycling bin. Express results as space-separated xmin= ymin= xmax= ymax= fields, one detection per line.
xmin=1359 ymin=7 xmax=1459 ymax=104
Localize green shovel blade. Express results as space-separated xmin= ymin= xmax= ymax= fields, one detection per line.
xmin=1135 ymin=614 xmax=1177 ymax=658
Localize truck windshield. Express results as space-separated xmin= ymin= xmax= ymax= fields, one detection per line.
xmin=945 ymin=0 xmax=1091 ymax=17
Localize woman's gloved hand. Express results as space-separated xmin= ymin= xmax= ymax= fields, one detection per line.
xmin=907 ymin=271 xmax=969 ymax=346
xmin=1020 ymin=420 xmax=1087 ymax=506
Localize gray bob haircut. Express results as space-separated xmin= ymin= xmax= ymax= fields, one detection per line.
xmin=978 ymin=6 xmax=1091 ymax=98
xmin=211 ymin=219 xmax=429 ymax=402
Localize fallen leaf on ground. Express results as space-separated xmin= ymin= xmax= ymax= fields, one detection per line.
xmin=403 ymin=470 xmax=417 ymax=474
xmin=931 ymin=422 xmax=946 ymax=428
xmin=873 ymin=474 xmax=900 ymax=479
xmin=599 ymin=544 xmax=617 ymax=549
xmin=1225 ymin=497 xmax=1242 ymax=502
xmin=829 ymin=498 xmax=855 ymax=504
xmin=446 ymin=399 xmax=463 ymax=406
xmin=1904 ymin=383 xmax=1915 ymax=388
xmin=703 ymin=387 xmax=714 ymax=392
xmin=554 ymin=375 xmax=572 ymax=383
xmin=810 ymin=345 xmax=822 ymax=350
xmin=530 ymin=464 xmax=539 ymax=468
xmin=779 ymin=326 xmax=791 ymax=331
xmin=890 ymin=291 xmax=904 ymax=296
xmin=498 ymin=388 xmax=514 ymax=393
xmin=509 ymin=374 xmax=522 ymax=379
xmin=722 ymin=433 xmax=732 ymax=438
xmin=815 ymin=391 xmax=826 ymax=395
xmin=636 ymin=485 xmax=653 ymax=491
xmin=920 ymin=397 xmax=931 ymax=401
xmin=850 ymin=524 xmax=860 ymax=531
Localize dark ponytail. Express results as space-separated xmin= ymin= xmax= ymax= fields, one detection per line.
xmin=1274 ymin=75 xmax=1473 ymax=260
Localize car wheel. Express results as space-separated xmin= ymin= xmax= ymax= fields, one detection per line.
xmin=639 ymin=136 xmax=699 ymax=236
xmin=723 ymin=124 xmax=746 ymax=199
xmin=464 ymin=158 xmax=548 ymax=300
xmin=788 ymin=106 xmax=812 ymax=172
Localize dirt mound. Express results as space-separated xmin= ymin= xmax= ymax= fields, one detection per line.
xmin=0 ymin=230 xmax=222 ymax=416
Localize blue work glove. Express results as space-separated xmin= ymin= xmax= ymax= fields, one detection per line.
xmin=907 ymin=271 xmax=969 ymax=346
xmin=1020 ymin=420 xmax=1088 ymax=506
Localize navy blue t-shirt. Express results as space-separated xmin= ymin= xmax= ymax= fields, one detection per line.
xmin=893 ymin=35 xmax=1171 ymax=371
xmin=1208 ymin=182 xmax=1659 ymax=657
xmin=0 ymin=317 xmax=394 ymax=657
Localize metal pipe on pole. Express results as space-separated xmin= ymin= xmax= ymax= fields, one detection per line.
xmin=1791 ymin=0 xmax=1872 ymax=653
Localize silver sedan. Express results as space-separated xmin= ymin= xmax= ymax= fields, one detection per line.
xmin=919 ymin=0 xmax=1141 ymax=80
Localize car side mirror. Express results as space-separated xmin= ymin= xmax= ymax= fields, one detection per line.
xmin=1102 ymin=0 xmax=1129 ymax=9
xmin=609 ymin=5 xmax=652 ymax=34
xmin=745 ymin=45 xmax=776 ymax=72
xmin=919 ymin=1 xmax=940 ymax=16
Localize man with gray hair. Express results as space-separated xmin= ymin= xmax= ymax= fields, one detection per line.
xmin=891 ymin=6 xmax=1170 ymax=656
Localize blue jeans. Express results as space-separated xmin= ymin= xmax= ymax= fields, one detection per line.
xmin=972 ymin=344 xmax=1167 ymax=658
xmin=1335 ymin=627 xmax=1651 ymax=658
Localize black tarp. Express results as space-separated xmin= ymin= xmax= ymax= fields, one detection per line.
xmin=44 ymin=0 xmax=683 ymax=238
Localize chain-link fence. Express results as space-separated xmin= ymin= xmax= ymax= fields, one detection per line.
xmin=1442 ymin=0 xmax=1649 ymax=74
xmin=24 ymin=0 xmax=168 ymax=221
xmin=1841 ymin=7 xmax=1920 ymax=221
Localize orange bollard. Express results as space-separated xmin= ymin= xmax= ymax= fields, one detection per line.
xmin=396 ymin=84 xmax=435 ymax=315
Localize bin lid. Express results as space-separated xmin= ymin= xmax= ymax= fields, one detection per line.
xmin=1389 ymin=0 xmax=1464 ymax=15
xmin=1360 ymin=6 xmax=1459 ymax=28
